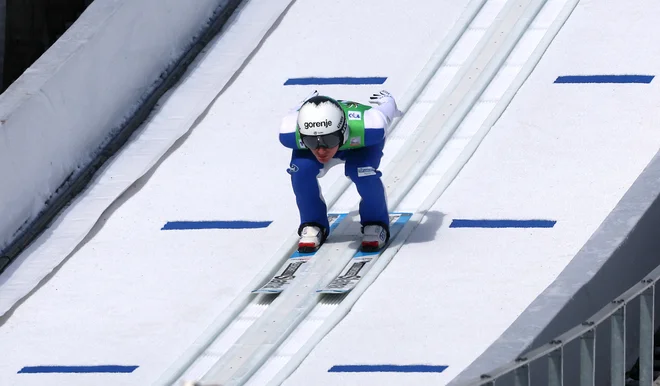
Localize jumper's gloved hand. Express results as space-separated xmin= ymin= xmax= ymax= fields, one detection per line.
xmin=368 ymin=90 xmax=394 ymax=105
xmin=369 ymin=90 xmax=402 ymax=120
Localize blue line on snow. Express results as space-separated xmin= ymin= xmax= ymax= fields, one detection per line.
xmin=554 ymin=75 xmax=654 ymax=84
xmin=161 ymin=221 xmax=272 ymax=230
xmin=328 ymin=364 xmax=448 ymax=373
xmin=284 ymin=77 xmax=387 ymax=85
xmin=449 ymin=219 xmax=556 ymax=228
xmin=18 ymin=365 xmax=138 ymax=374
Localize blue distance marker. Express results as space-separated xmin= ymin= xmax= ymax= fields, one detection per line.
xmin=329 ymin=364 xmax=448 ymax=373
xmin=18 ymin=365 xmax=138 ymax=374
xmin=284 ymin=77 xmax=387 ymax=85
xmin=449 ymin=219 xmax=556 ymax=228
xmin=161 ymin=220 xmax=272 ymax=230
xmin=554 ymin=75 xmax=654 ymax=84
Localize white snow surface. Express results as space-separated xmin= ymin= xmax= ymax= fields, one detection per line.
xmin=0 ymin=0 xmax=296 ymax=317
xmin=1 ymin=0 xmax=660 ymax=386
xmin=0 ymin=0 xmax=474 ymax=385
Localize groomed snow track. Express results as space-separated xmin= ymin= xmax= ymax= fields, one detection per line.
xmin=154 ymin=0 xmax=578 ymax=384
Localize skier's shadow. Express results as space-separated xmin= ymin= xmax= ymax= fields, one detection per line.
xmin=326 ymin=210 xmax=445 ymax=246
xmin=403 ymin=210 xmax=445 ymax=244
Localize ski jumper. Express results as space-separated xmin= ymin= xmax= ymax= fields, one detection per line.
xmin=279 ymin=96 xmax=400 ymax=233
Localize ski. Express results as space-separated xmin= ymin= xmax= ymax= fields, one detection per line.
xmin=317 ymin=212 xmax=412 ymax=294
xmin=252 ymin=213 xmax=348 ymax=294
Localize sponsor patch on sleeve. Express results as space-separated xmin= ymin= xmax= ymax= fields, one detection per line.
xmin=348 ymin=111 xmax=362 ymax=120
xmin=357 ymin=166 xmax=376 ymax=177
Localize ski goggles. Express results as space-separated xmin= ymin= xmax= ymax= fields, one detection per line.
xmin=300 ymin=131 xmax=343 ymax=149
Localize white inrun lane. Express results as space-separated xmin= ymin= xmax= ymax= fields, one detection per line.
xmin=156 ymin=1 xmax=489 ymax=384
xmin=164 ymin=0 xmax=493 ymax=383
xmin=167 ymin=0 xmax=574 ymax=384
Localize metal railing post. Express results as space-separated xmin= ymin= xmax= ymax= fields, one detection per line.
xmin=639 ymin=283 xmax=655 ymax=386
xmin=548 ymin=344 xmax=563 ymax=386
xmin=610 ymin=304 xmax=626 ymax=386
xmin=480 ymin=374 xmax=495 ymax=386
xmin=513 ymin=362 xmax=530 ymax=386
xmin=579 ymin=326 xmax=595 ymax=386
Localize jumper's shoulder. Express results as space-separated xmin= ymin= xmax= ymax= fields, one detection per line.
xmin=279 ymin=110 xmax=300 ymax=149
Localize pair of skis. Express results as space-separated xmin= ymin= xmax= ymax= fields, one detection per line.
xmin=253 ymin=212 xmax=412 ymax=294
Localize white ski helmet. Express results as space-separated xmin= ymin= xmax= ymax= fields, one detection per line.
xmin=297 ymin=96 xmax=348 ymax=147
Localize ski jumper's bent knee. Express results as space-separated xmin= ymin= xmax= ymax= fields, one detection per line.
xmin=344 ymin=144 xmax=389 ymax=227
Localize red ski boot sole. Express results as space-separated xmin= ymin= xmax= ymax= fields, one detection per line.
xmin=360 ymin=241 xmax=382 ymax=253
xmin=298 ymin=242 xmax=319 ymax=253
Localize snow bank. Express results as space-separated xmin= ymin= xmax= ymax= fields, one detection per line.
xmin=0 ymin=0 xmax=232 ymax=255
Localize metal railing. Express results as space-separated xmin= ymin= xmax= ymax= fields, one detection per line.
xmin=459 ymin=262 xmax=660 ymax=386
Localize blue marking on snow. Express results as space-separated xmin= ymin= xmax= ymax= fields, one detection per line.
xmin=449 ymin=219 xmax=556 ymax=228
xmin=284 ymin=77 xmax=387 ymax=85
xmin=554 ymin=75 xmax=654 ymax=84
xmin=328 ymin=364 xmax=448 ymax=373
xmin=18 ymin=365 xmax=138 ymax=374
xmin=161 ymin=221 xmax=272 ymax=230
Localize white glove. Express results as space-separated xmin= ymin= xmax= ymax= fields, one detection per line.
xmin=368 ymin=90 xmax=394 ymax=105
xmin=369 ymin=90 xmax=402 ymax=119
